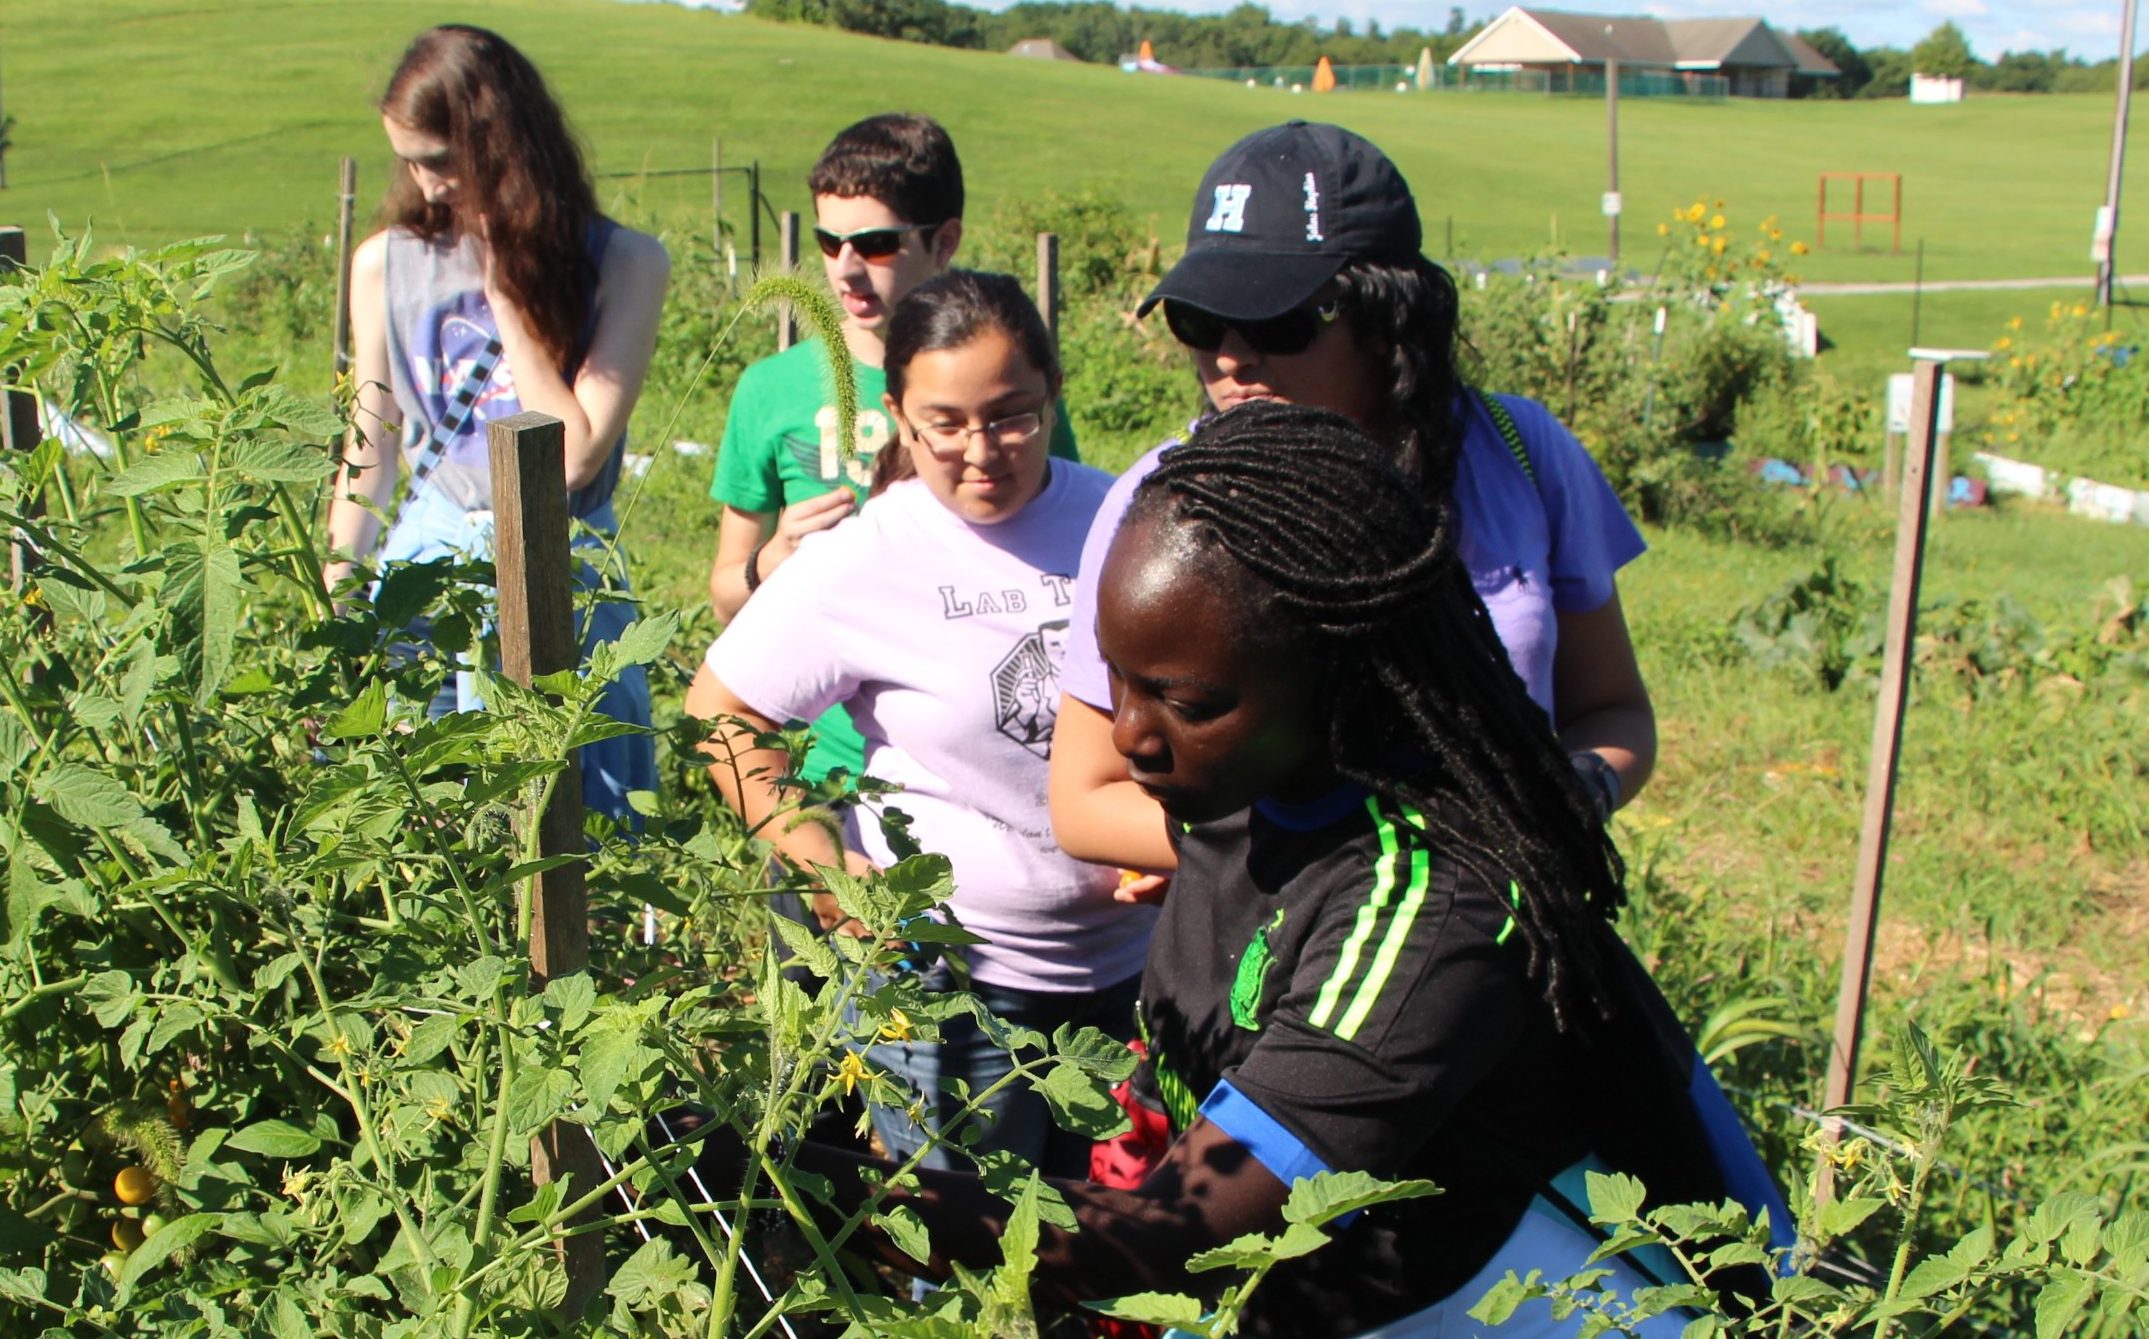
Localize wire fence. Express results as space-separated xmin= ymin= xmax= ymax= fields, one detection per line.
xmin=1177 ymin=63 xmax=1730 ymax=100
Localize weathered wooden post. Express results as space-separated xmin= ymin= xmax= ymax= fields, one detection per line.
xmin=711 ymin=136 xmax=724 ymax=264
xmin=485 ymin=410 xmax=603 ymax=1312
xmin=748 ymin=161 xmax=763 ymax=270
xmin=1036 ymin=232 xmax=1060 ymax=343
xmin=2 ymin=226 xmax=44 ymax=597
xmin=1817 ymin=358 xmax=1946 ymax=1204
xmin=777 ymin=210 xmax=800 ymax=351
xmin=332 ymin=158 xmax=358 ymax=381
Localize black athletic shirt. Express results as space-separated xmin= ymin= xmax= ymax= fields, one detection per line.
xmin=1136 ymin=784 xmax=1594 ymax=1336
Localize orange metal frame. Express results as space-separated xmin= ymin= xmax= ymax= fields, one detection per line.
xmin=1817 ymin=172 xmax=1902 ymax=253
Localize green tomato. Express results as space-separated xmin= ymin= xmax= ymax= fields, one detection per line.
xmin=59 ymin=1148 xmax=89 ymax=1187
xmin=99 ymin=1250 xmax=126 ymax=1279
xmin=142 ymin=1212 xmax=169 ymax=1238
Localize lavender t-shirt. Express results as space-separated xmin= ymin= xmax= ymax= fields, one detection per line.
xmin=1062 ymin=394 xmax=1646 ymax=718
xmin=708 ymin=464 xmax=1153 ymax=992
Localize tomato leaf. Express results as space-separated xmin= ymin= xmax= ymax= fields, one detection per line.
xmin=227 ymin=1120 xmax=323 ymax=1159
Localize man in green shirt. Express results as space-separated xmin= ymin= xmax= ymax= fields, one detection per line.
xmin=707 ymin=112 xmax=1077 ymax=784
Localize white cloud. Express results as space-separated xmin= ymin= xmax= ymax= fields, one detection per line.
xmin=1926 ymin=0 xmax=1991 ymax=18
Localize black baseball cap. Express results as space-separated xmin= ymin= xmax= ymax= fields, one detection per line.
xmin=1138 ymin=121 xmax=1423 ymax=321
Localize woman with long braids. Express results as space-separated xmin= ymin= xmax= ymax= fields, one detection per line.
xmin=667 ymin=403 xmax=1782 ymax=1338
xmin=326 ymin=24 xmax=669 ymax=818
xmin=1051 ymin=121 xmax=1652 ymax=878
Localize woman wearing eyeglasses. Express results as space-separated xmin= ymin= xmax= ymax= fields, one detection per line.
xmin=1051 ymin=121 xmax=1656 ymax=879
xmin=687 ymin=270 xmax=1147 ymax=1178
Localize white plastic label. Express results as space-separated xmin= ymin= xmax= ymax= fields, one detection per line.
xmin=1886 ymin=372 xmax=1956 ymax=434
xmin=1601 ymin=191 xmax=1623 ymax=217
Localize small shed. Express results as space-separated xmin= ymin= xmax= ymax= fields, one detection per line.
xmin=1008 ymin=37 xmax=1081 ymax=62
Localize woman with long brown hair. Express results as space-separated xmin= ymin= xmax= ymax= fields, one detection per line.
xmin=326 ymin=24 xmax=669 ymax=817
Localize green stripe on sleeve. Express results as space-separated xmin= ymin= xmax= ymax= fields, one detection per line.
xmin=1307 ymin=796 xmax=1404 ymax=1031
xmin=1334 ymin=803 xmax=1432 ymax=1041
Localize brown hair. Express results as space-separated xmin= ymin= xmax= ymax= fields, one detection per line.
xmin=808 ymin=113 xmax=963 ymax=229
xmin=379 ymin=25 xmax=597 ymax=371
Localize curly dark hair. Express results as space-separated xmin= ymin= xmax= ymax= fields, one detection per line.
xmin=1127 ymin=400 xmax=1628 ymax=1032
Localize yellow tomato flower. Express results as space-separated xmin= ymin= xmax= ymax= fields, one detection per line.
xmin=2072 ymin=303 xmax=2088 ymax=317
xmin=878 ymin=1009 xmax=915 ymax=1043
xmin=1756 ymin=248 xmax=1772 ymax=264
xmin=2007 ymin=315 xmax=2023 ymax=330
xmin=1711 ymin=235 xmax=1727 ymax=254
xmin=1789 ymin=241 xmax=1809 ymax=256
xmin=1709 ymin=213 xmax=1726 ymax=230
xmin=836 ymin=1050 xmax=873 ymax=1097
xmin=1657 ymin=222 xmax=1670 ymax=236
xmin=1687 ymin=202 xmax=1707 ymax=223
xmin=1994 ymin=336 xmax=2013 ymax=350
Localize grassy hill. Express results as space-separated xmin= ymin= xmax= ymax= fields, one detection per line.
xmin=9 ymin=0 xmax=2149 ymax=293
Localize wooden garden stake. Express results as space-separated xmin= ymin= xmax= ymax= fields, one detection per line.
xmin=2 ymin=226 xmax=44 ymax=599
xmin=332 ymin=158 xmax=358 ymax=381
xmin=1036 ymin=232 xmax=1061 ymax=342
xmin=485 ymin=411 xmax=603 ymax=1312
xmin=777 ymin=210 xmax=800 ymax=350
xmin=1818 ymin=358 xmax=1945 ymax=1204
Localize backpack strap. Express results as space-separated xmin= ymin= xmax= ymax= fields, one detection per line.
xmin=1474 ymin=388 xmax=1536 ymax=487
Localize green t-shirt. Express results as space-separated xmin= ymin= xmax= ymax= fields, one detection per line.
xmin=710 ymin=335 xmax=1081 ymax=783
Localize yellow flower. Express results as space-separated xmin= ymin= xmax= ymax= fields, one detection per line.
xmin=1687 ymin=202 xmax=1707 ymax=223
xmin=2111 ymin=1002 xmax=2133 ymax=1021
xmin=878 ymin=1009 xmax=915 ymax=1043
xmin=1711 ymin=235 xmax=1727 ymax=254
xmin=1713 ymin=197 xmax=1725 ymax=209
xmin=1789 ymin=240 xmax=1809 ymax=256
xmin=2072 ymin=303 xmax=2088 ymax=317
xmin=836 ymin=1049 xmax=873 ymax=1097
xmin=1656 ymin=222 xmax=1669 ymax=236
xmin=2008 ymin=315 xmax=2023 ymax=330
xmin=1994 ymin=336 xmax=2013 ymax=351
xmin=1709 ymin=213 xmax=1726 ymax=231
xmin=1768 ymin=227 xmax=1783 ymax=241
xmin=1756 ymin=248 xmax=1772 ymax=264
xmin=1694 ymin=234 xmax=1708 ymax=247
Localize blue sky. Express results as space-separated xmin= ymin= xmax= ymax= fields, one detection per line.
xmin=988 ymin=1 xmax=2146 ymax=62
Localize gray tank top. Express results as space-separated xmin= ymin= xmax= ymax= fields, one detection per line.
xmin=382 ymin=222 xmax=624 ymax=519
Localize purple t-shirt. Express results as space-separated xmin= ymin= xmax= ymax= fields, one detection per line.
xmin=1062 ymin=394 xmax=1645 ymax=718
xmin=707 ymin=464 xmax=1154 ymax=992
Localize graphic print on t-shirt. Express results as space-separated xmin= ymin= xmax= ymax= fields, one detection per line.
xmin=992 ymin=619 xmax=1068 ymax=759
xmin=407 ymin=297 xmax=521 ymax=471
xmin=781 ymin=405 xmax=893 ymax=491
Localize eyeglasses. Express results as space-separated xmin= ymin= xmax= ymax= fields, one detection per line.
xmin=908 ymin=411 xmax=1046 ymax=454
xmin=813 ymin=222 xmax=939 ymax=261
xmin=1161 ymin=297 xmax=1342 ymax=357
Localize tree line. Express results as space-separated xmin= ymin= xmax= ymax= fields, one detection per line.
xmin=1797 ymin=21 xmax=2149 ymax=98
xmin=743 ymin=0 xmax=1479 ymax=68
xmin=743 ymin=3 xmax=2148 ymax=96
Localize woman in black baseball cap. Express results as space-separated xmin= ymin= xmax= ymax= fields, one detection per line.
xmin=1050 ymin=121 xmax=1656 ymax=883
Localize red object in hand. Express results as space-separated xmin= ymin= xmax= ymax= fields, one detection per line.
xmin=1089 ymin=1041 xmax=1172 ymax=1339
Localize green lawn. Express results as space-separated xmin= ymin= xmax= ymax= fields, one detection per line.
xmin=9 ymin=0 xmax=2146 ymax=294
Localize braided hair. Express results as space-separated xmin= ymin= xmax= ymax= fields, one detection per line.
xmin=1128 ymin=400 xmax=1628 ymax=1032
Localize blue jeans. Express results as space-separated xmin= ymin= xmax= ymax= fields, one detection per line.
xmin=866 ymin=966 xmax=1141 ymax=1180
xmin=377 ymin=487 xmax=655 ymax=823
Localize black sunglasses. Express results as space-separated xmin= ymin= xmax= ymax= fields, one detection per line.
xmin=1162 ymin=297 xmax=1342 ymax=357
xmin=812 ymin=222 xmax=938 ymax=261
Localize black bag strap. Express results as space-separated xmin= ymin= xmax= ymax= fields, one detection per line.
xmin=1474 ymin=388 xmax=1537 ymax=487
xmin=395 ymin=336 xmax=503 ymax=525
